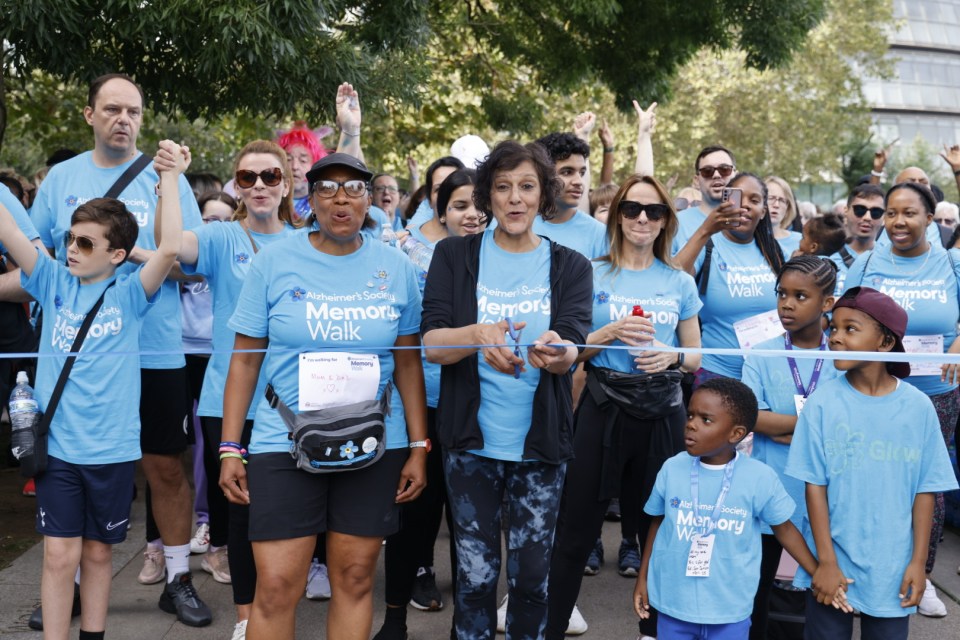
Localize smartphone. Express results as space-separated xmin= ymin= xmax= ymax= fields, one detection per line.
xmin=722 ymin=187 xmax=743 ymax=227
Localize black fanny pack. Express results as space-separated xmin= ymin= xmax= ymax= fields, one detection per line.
xmin=586 ymin=366 xmax=683 ymax=420
xmin=265 ymin=382 xmax=391 ymax=473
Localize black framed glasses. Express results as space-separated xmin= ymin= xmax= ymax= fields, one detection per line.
xmin=235 ymin=168 xmax=283 ymax=188
xmin=851 ymin=204 xmax=885 ymax=220
xmin=312 ymin=179 xmax=367 ymax=199
xmin=697 ymin=164 xmax=735 ymax=179
xmin=505 ymin=316 xmax=523 ymax=379
xmin=618 ymin=200 xmax=670 ymax=221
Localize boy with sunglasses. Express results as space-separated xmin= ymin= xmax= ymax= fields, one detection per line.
xmin=0 ymin=141 xmax=186 ymax=639
xmin=828 ymin=184 xmax=885 ymax=294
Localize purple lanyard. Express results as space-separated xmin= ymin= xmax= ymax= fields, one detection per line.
xmin=784 ymin=333 xmax=826 ymax=398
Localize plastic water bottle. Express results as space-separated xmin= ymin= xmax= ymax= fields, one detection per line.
xmin=628 ymin=305 xmax=645 ymax=359
xmin=9 ymin=371 xmax=39 ymax=461
xmin=399 ymin=236 xmax=434 ymax=274
xmin=381 ymin=225 xmax=398 ymax=246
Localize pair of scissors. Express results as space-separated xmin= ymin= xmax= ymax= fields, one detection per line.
xmin=504 ymin=317 xmax=523 ymax=379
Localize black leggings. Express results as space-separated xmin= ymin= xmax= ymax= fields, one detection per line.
xmin=381 ymin=408 xmax=455 ymax=606
xmin=750 ymin=533 xmax=785 ymax=639
xmin=545 ymin=392 xmax=685 ymax=640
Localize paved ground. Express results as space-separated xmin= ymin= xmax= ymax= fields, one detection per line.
xmin=2 ymin=489 xmax=960 ymax=639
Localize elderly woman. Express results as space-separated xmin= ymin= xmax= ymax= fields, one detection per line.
xmin=220 ymin=152 xmax=428 ymax=640
xmin=421 ymin=140 xmax=592 ymax=639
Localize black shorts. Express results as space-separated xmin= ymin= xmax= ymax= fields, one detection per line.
xmin=139 ymin=367 xmax=191 ymax=455
xmin=247 ymin=449 xmax=408 ymax=541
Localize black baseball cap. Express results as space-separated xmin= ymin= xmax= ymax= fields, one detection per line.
xmin=833 ymin=286 xmax=910 ymax=378
xmin=306 ymin=152 xmax=373 ymax=187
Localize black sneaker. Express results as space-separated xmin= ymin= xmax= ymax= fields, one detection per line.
xmin=27 ymin=583 xmax=81 ymax=631
xmin=410 ymin=567 xmax=443 ymax=611
xmin=604 ymin=498 xmax=621 ymax=522
xmin=158 ymin=571 xmax=213 ymax=627
xmin=583 ymin=537 xmax=604 ymax=576
xmin=372 ymin=617 xmax=409 ymax=640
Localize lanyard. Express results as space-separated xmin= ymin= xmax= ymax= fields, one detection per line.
xmin=784 ymin=333 xmax=826 ymax=398
xmin=690 ymin=453 xmax=737 ymax=536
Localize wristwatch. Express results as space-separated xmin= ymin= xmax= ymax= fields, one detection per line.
xmin=409 ymin=439 xmax=432 ymax=452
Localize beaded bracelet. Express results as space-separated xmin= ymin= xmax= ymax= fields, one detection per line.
xmin=219 ymin=452 xmax=247 ymax=464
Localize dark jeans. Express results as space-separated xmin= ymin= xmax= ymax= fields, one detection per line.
xmin=444 ymin=450 xmax=565 ymax=640
xmin=804 ymin=592 xmax=908 ymax=640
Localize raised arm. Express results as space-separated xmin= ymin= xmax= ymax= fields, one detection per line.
xmin=598 ymin=119 xmax=615 ymax=185
xmin=573 ymin=111 xmax=596 ymax=211
xmin=0 ymin=203 xmax=39 ymax=278
xmin=633 ymin=101 xmax=657 ymax=177
xmin=139 ymin=141 xmax=186 ymax=297
xmin=152 ymin=143 xmax=200 ymax=265
xmin=939 ymin=144 xmax=960 ymax=201
xmin=335 ymin=82 xmax=364 ymax=164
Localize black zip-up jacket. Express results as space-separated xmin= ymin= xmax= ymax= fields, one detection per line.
xmin=420 ymin=232 xmax=593 ymax=464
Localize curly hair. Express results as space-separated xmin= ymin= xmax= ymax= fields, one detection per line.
xmin=535 ymin=132 xmax=590 ymax=163
xmin=695 ymin=378 xmax=758 ymax=433
xmin=803 ymin=213 xmax=847 ymax=257
xmin=472 ymin=140 xmax=562 ymax=226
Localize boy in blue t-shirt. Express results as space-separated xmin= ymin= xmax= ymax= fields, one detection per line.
xmin=0 ymin=141 xmax=185 ymax=638
xmin=786 ymin=287 xmax=959 ymax=639
xmin=634 ymin=378 xmax=848 ymax=639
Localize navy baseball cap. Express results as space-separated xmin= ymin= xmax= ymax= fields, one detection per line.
xmin=306 ymin=152 xmax=373 ymax=187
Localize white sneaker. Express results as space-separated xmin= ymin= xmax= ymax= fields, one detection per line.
xmin=305 ymin=560 xmax=331 ymax=600
xmin=231 ymin=619 xmax=248 ymax=640
xmin=496 ymin=595 xmax=508 ymax=633
xmin=637 ymin=636 xmax=657 ymax=640
xmin=918 ymin=579 xmax=947 ymax=617
xmin=137 ymin=546 xmax=166 ymax=585
xmin=566 ymin=604 xmax=588 ymax=635
xmin=190 ymin=523 xmax=210 ymax=554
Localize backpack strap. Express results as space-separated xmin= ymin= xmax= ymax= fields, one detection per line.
xmin=104 ymin=153 xmax=152 ymax=199
xmin=839 ymin=245 xmax=855 ymax=268
xmin=696 ymin=237 xmax=715 ymax=297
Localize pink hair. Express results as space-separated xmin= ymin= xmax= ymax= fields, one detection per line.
xmin=276 ymin=121 xmax=327 ymax=162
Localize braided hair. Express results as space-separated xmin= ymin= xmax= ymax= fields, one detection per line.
xmin=729 ymin=172 xmax=785 ymax=275
xmin=776 ymin=255 xmax=838 ymax=296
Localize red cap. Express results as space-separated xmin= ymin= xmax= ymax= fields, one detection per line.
xmin=832 ymin=286 xmax=910 ymax=378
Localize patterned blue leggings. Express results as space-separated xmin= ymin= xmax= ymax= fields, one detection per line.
xmin=444 ymin=451 xmax=566 ymax=640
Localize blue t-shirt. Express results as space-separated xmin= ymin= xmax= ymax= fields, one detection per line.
xmin=0 ymin=184 xmax=38 ymax=254
xmin=785 ymin=376 xmax=958 ymax=617
xmin=645 ymin=452 xmax=795 ymax=625
xmin=844 ymin=245 xmax=960 ymax=396
xmin=183 ymin=221 xmax=297 ymax=418
xmin=694 ymin=235 xmax=779 ymax=378
xmin=589 ymin=260 xmax=701 ymax=373
xmin=741 ymin=334 xmax=841 ymax=531
xmin=672 ymin=205 xmax=708 ymax=257
xmin=406 ymin=198 xmax=434 ymax=230
xmin=31 ymin=151 xmax=202 ymax=369
xmin=776 ymin=230 xmax=802 ymax=257
xmin=473 ymin=230 xmax=552 ymax=461
xmin=228 ymin=233 xmax=422 ymax=454
xmin=22 ymin=253 xmax=156 ymax=464
xmin=532 ymin=210 xmax=608 ymax=259
xmin=399 ymin=235 xmax=441 ymax=408
xmin=827 ymin=245 xmax=870 ymax=296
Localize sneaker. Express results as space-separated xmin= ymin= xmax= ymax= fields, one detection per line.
xmin=138 ymin=546 xmax=166 ymax=585
xmin=27 ymin=583 xmax=81 ymax=631
xmin=496 ymin=595 xmax=508 ymax=633
xmin=918 ymin=579 xmax=947 ymax=618
xmin=158 ymin=571 xmax=213 ymax=627
xmin=410 ymin=567 xmax=443 ymax=611
xmin=618 ymin=538 xmax=641 ymax=577
xmin=22 ymin=478 xmax=35 ymax=497
xmin=637 ymin=636 xmax=657 ymax=639
xmin=566 ymin=604 xmax=588 ymax=635
xmin=584 ymin=538 xmax=603 ymax=576
xmin=372 ymin=616 xmax=408 ymax=640
xmin=231 ymin=619 xmax=248 ymax=640
xmin=190 ymin=523 xmax=210 ymax=554
xmin=200 ymin=547 xmax=231 ymax=584
xmin=604 ymin=498 xmax=621 ymax=521
xmin=306 ymin=560 xmax=331 ymax=600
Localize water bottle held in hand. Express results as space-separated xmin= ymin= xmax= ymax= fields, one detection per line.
xmin=628 ymin=305 xmax=645 ymax=358
xmin=9 ymin=371 xmax=39 ymax=461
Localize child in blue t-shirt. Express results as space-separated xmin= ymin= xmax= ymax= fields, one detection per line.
xmin=634 ymin=378 xmax=845 ymax=639
xmin=786 ymin=287 xmax=959 ymax=639
xmin=0 ymin=141 xmax=185 ymax=638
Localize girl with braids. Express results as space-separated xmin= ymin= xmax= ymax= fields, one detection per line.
xmin=742 ymin=256 xmax=842 ymax=639
xmin=843 ymin=181 xmax=960 ymax=617
xmin=676 ymin=172 xmax=785 ymax=382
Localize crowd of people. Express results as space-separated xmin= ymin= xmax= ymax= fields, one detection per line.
xmin=1 ymin=71 xmax=959 ymax=640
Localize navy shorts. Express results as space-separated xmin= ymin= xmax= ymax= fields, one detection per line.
xmin=139 ymin=367 xmax=191 ymax=455
xmin=35 ymin=456 xmax=136 ymax=544
xmin=247 ymin=449 xmax=407 ymax=541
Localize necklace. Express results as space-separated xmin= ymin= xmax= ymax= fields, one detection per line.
xmin=890 ymin=245 xmax=931 ymax=277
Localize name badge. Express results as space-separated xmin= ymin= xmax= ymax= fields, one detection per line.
xmin=298 ymin=352 xmax=380 ymax=411
xmin=793 ymin=394 xmax=807 ymax=416
xmin=902 ymin=335 xmax=944 ymax=377
xmin=685 ymin=534 xmax=715 ymax=577
xmin=733 ymin=309 xmax=785 ymax=349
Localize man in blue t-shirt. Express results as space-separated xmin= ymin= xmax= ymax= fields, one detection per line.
xmin=12 ymin=74 xmax=211 ymax=627
xmin=827 ymin=183 xmax=885 ymax=294
xmin=672 ymin=145 xmax=738 ymax=258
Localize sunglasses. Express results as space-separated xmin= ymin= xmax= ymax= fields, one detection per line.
xmin=619 ymin=200 xmax=670 ymax=221
xmin=505 ymin=316 xmax=523 ymax=379
xmin=313 ymin=179 xmax=367 ymax=199
xmin=235 ymin=168 xmax=283 ymax=189
xmin=851 ymin=204 xmax=885 ymax=220
xmin=64 ymin=231 xmax=103 ymax=255
xmin=697 ymin=164 xmax=735 ymax=179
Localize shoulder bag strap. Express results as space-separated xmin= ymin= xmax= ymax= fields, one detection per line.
xmin=696 ymin=237 xmax=715 ymax=297
xmin=104 ymin=154 xmax=152 ymax=199
xmin=36 ymin=281 xmax=115 ymax=439
xmin=241 ymin=223 xmax=259 ymax=254
xmin=839 ymin=245 xmax=855 ymax=268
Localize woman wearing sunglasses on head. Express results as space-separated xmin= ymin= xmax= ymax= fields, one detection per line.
xmin=765 ymin=176 xmax=803 ymax=257
xmin=675 ymin=172 xmax=785 ymax=384
xmin=220 ymin=150 xmax=427 ymax=640
xmin=154 ymin=139 xmax=300 ymax=639
xmin=421 ymin=140 xmax=592 ymax=640
xmin=545 ymin=174 xmax=702 ymax=640
xmin=842 ymin=181 xmax=960 ymax=618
